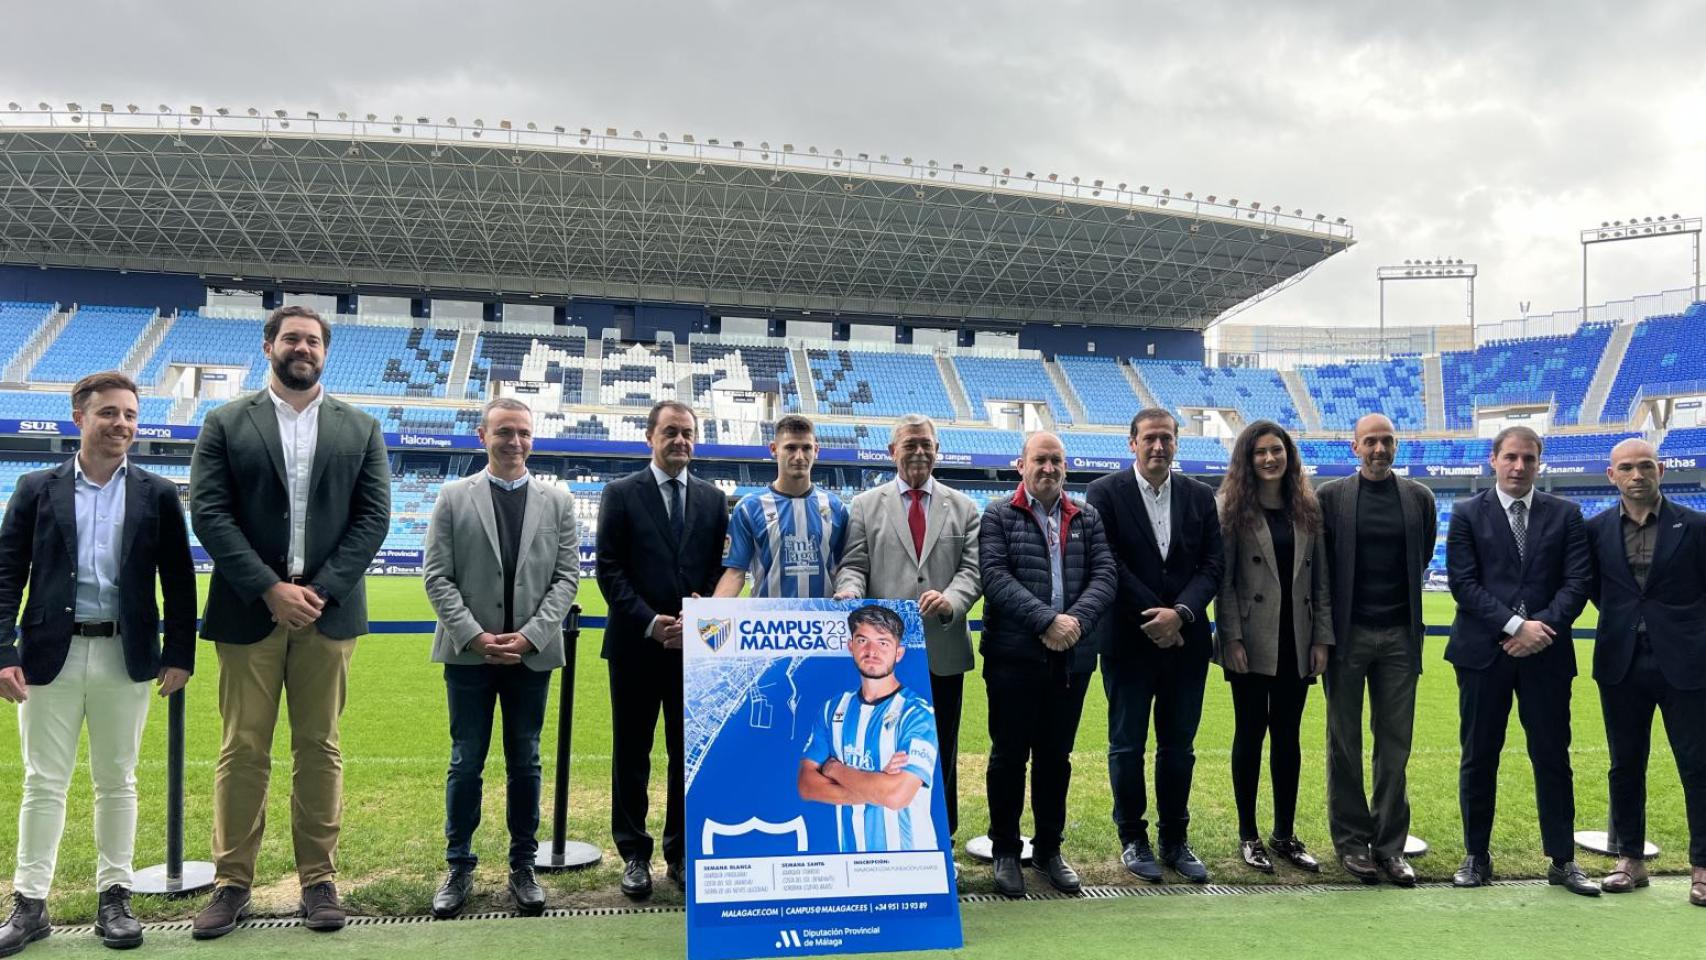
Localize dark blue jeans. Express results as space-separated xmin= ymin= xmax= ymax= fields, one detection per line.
xmin=444 ymin=663 xmax=552 ymax=869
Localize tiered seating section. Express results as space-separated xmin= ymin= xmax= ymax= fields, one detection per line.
xmin=1131 ymin=360 xmax=1301 ymax=430
xmin=689 ymin=342 xmax=799 ymax=410
xmin=599 ymin=343 xmax=675 ymax=407
xmin=1052 ymin=356 xmax=1141 ymax=426
xmin=317 ymin=325 xmax=460 ymax=397
xmin=30 ymin=306 xmax=154 ymax=381
xmin=1300 ymin=357 xmax=1426 ymax=431
xmin=467 ymin=332 xmax=587 ymax=403
xmin=1440 ymin=324 xmax=1612 ymax=428
xmin=0 ymin=301 xmax=53 ymax=372
xmin=808 ymin=349 xmax=955 ymax=420
xmin=140 ymin=312 xmax=267 ymax=389
xmin=1601 ymin=303 xmax=1706 ymax=423
xmin=953 ymin=356 xmax=1074 ymax=424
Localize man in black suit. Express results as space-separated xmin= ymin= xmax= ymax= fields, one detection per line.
xmin=189 ymin=306 xmax=392 ymax=938
xmin=1445 ymin=425 xmax=1596 ymax=896
xmin=0 ymin=371 xmax=196 ymax=955
xmin=1085 ymin=408 xmax=1224 ymax=884
xmin=1586 ymin=438 xmax=1706 ymax=905
xmin=596 ymin=400 xmax=729 ymax=899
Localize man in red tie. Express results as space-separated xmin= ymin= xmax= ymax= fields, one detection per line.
xmin=835 ymin=414 xmax=984 ymax=838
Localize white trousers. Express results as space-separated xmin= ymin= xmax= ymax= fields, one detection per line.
xmin=13 ymin=635 xmax=152 ymax=898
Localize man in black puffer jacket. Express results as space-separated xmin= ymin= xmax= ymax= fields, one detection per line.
xmin=979 ymin=431 xmax=1118 ymax=899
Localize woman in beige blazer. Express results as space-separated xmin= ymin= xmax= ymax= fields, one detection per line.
xmin=1215 ymin=420 xmax=1334 ymax=874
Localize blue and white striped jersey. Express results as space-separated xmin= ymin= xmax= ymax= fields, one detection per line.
xmin=802 ymin=686 xmax=939 ymax=852
xmin=723 ymin=485 xmax=850 ymax=598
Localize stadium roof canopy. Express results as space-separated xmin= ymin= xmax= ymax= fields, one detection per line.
xmin=0 ymin=107 xmax=1355 ymax=330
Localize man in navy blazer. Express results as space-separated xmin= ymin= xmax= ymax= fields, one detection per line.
xmin=595 ymin=400 xmax=729 ymax=900
xmin=1445 ymin=425 xmax=1596 ymax=896
xmin=1085 ymin=408 xmax=1224 ymax=884
xmin=1586 ymin=438 xmax=1706 ymax=905
xmin=0 ymin=372 xmax=196 ymax=954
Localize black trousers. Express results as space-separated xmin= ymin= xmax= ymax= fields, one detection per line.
xmin=930 ymin=671 xmax=965 ymax=839
xmin=1600 ymin=639 xmax=1706 ymax=866
xmin=443 ymin=663 xmax=552 ymax=868
xmin=1103 ymin=649 xmax=1209 ymax=847
xmin=984 ymin=657 xmax=1092 ymax=861
xmin=1456 ymin=657 xmax=1575 ymax=859
xmin=1228 ymin=668 xmax=1311 ymax=842
xmin=608 ymin=651 xmax=684 ymax=865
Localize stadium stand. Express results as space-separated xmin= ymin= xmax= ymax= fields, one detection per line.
xmin=689 ymin=341 xmax=799 ymax=410
xmin=599 ymin=342 xmax=675 ymax=407
xmin=1439 ymin=323 xmax=1613 ymax=429
xmin=30 ymin=305 xmax=155 ymax=382
xmin=467 ymin=332 xmax=588 ymax=403
xmin=1131 ymin=360 xmax=1302 ymax=430
xmin=1540 ymin=431 xmax=1642 ymax=463
xmin=139 ymin=312 xmax=268 ymax=389
xmin=1661 ymin=426 xmax=1706 ymax=455
xmin=0 ymin=301 xmax=53 ymax=372
xmin=1054 ymin=355 xmax=1143 ymax=426
xmin=316 ymin=324 xmax=460 ymax=398
xmin=808 ymin=348 xmax=955 ymax=420
xmin=953 ymin=356 xmax=1075 ymax=424
xmin=1600 ymin=303 xmax=1706 ymax=424
xmin=1299 ymin=356 xmax=1427 ymax=431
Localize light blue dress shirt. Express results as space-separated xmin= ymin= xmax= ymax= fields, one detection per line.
xmin=1025 ymin=487 xmax=1065 ymax=612
xmin=73 ymin=457 xmax=128 ymax=622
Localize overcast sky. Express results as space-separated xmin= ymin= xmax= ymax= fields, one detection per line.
xmin=6 ymin=0 xmax=1703 ymax=331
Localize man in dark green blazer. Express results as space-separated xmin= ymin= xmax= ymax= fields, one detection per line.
xmin=187 ymin=306 xmax=391 ymax=940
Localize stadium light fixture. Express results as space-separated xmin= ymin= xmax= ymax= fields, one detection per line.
xmin=246 ymin=107 xmax=258 ymax=117
xmin=66 ymin=102 xmax=82 ymax=112
xmin=1139 ymin=185 xmax=1148 ymax=193
xmin=338 ymin=112 xmax=349 ymax=121
xmin=99 ymin=103 xmax=113 ymax=113
xmin=39 ymin=102 xmax=52 ymax=111
xmin=605 ymin=127 xmax=617 ymax=136
xmin=189 ymin=105 xmax=203 ymax=116
xmin=127 ymin=104 xmax=139 ymax=113
xmin=500 ymin=120 xmax=512 ymax=130
xmin=157 ymin=104 xmax=169 ymax=113
xmin=1206 ymin=195 xmax=1216 ymax=203
xmin=275 ymin=109 xmax=287 ymax=119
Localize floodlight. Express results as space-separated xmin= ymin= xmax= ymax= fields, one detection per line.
xmin=67 ymin=102 xmax=82 ymax=111
xmin=99 ymin=103 xmax=113 ymax=113
xmin=1138 ymin=185 xmax=1148 ymax=193
xmin=275 ymin=109 xmax=287 ymax=119
xmin=126 ymin=104 xmax=138 ymax=113
xmin=784 ymin=143 xmax=794 ymax=152
xmin=39 ymin=102 xmax=52 ymax=110
xmin=1206 ymin=195 xmax=1216 ymax=203
xmin=157 ymin=104 xmax=169 ymax=112
xmin=474 ymin=118 xmax=484 ymax=127
xmin=189 ymin=105 xmax=203 ymax=115
xmin=8 ymin=102 xmax=20 ymax=111
xmin=338 ymin=112 xmax=349 ymax=120
xmin=1047 ymin=173 xmax=1058 ymax=181
xmin=605 ymin=127 xmax=617 ymax=136
xmin=500 ymin=120 xmax=512 ymax=129
xmin=632 ymin=129 xmax=642 ymax=137
xmin=365 ymin=113 xmax=377 ymax=122
xmin=683 ymin=133 xmax=695 ymax=143
xmin=247 ymin=108 xmax=259 ymax=117
xmin=216 ymin=107 xmax=229 ymax=116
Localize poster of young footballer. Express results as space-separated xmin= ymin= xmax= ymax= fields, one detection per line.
xmin=681 ymin=597 xmax=962 ymax=960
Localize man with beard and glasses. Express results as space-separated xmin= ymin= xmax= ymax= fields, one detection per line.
xmin=834 ymin=413 xmax=981 ymax=839
xmin=0 ymin=372 xmax=195 ymax=955
xmin=189 ymin=305 xmax=391 ymax=939
xmin=1316 ymin=414 xmax=1436 ymax=886
xmin=798 ymin=605 xmax=941 ymax=852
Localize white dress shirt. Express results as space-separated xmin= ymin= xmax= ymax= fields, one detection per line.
xmin=1135 ymin=467 xmax=1172 ymax=560
xmin=645 ymin=462 xmax=690 ymax=639
xmin=269 ymin=385 xmax=325 ymax=577
xmin=72 ymin=456 xmax=128 ymax=621
xmin=1493 ymin=485 xmax=1536 ymax=636
xmin=894 ymin=473 xmax=937 ymax=513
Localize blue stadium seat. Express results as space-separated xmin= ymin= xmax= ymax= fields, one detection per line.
xmin=0 ymin=302 xmax=54 ymax=373
xmin=1661 ymin=426 xmax=1706 ymax=456
xmin=1601 ymin=303 xmax=1706 ymax=423
xmin=316 ymin=324 xmax=459 ymax=398
xmin=953 ymin=357 xmax=1074 ymax=424
xmin=1054 ymin=356 xmax=1142 ymax=426
xmin=30 ymin=306 xmax=155 ymax=382
xmin=808 ymin=349 xmax=955 ymax=420
xmin=1541 ymin=432 xmax=1641 ymax=463
xmin=140 ymin=313 xmax=268 ymax=389
xmin=1439 ymin=324 xmax=1612 ymax=429
xmin=1300 ymin=357 xmax=1426 ymax=431
xmin=1131 ymin=360 xmax=1301 ymax=430
xmin=690 ymin=342 xmax=799 ymax=411
xmin=468 ymin=332 xmax=587 ymax=403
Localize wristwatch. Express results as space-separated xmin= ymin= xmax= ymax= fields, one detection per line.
xmin=308 ymin=583 xmax=331 ymax=604
xmin=1173 ymin=604 xmax=1195 ymax=623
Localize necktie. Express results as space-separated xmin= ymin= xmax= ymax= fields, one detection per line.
xmin=1510 ymin=499 xmax=1528 ymax=617
xmin=667 ymin=478 xmax=685 ymax=543
xmin=907 ymin=488 xmax=926 ymax=559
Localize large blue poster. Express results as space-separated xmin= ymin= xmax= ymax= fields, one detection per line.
xmin=681 ymin=597 xmax=963 ymax=960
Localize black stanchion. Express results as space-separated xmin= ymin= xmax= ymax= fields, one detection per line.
xmin=536 ymin=605 xmax=601 ymax=872
xmin=134 ymin=689 xmax=215 ymax=896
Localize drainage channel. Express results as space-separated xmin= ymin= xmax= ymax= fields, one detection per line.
xmin=55 ymin=877 xmax=1557 ymax=935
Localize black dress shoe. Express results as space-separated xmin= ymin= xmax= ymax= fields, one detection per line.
xmin=1240 ymin=839 xmax=1274 ymax=873
xmin=666 ymin=860 xmax=686 ymax=889
xmin=1120 ymin=841 xmax=1164 ymax=883
xmin=1034 ymin=854 xmax=1081 ymax=895
xmin=1339 ymin=850 xmax=1381 ymax=885
xmin=1452 ymin=855 xmax=1493 ymax=888
xmin=0 ymin=892 xmax=51 ymax=956
xmin=94 ymin=885 xmax=143 ymax=949
xmin=620 ymin=859 xmax=653 ymax=900
xmin=992 ymin=855 xmax=1025 ymax=898
xmin=1548 ymin=860 xmax=1601 ymax=898
xmin=1378 ymin=856 xmax=1417 ymax=887
xmin=1160 ymin=842 xmax=1210 ymax=884
xmin=509 ymin=866 xmax=546 ymax=915
xmin=1268 ymin=837 xmax=1320 ymax=872
xmin=431 ymin=866 xmax=474 ymax=919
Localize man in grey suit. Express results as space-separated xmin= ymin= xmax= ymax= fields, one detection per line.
xmin=1316 ymin=413 xmax=1436 ymax=886
xmin=188 ymin=305 xmax=391 ymax=939
xmin=423 ymin=398 xmax=580 ymax=918
xmin=834 ymin=414 xmax=982 ymax=837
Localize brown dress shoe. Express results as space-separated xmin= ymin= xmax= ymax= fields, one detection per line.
xmin=1339 ymin=851 xmax=1380 ymax=885
xmin=300 ymin=882 xmax=347 ymax=932
xmin=1600 ymin=858 xmax=1649 ymax=894
xmin=191 ymin=886 xmax=250 ymax=941
xmin=1378 ymin=856 xmax=1418 ymax=887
